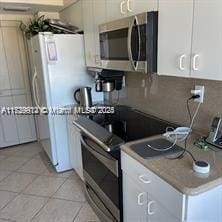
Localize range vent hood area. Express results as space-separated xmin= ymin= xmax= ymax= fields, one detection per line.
xmin=0 ymin=0 xmax=77 ymax=13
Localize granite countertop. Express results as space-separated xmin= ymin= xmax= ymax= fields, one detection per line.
xmin=121 ymin=133 xmax=222 ymax=196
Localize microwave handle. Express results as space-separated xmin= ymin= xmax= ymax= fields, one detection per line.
xmin=136 ymin=15 xmax=141 ymax=66
xmin=128 ymin=16 xmax=141 ymax=71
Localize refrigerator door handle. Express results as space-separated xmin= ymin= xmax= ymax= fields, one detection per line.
xmin=32 ymin=67 xmax=41 ymax=109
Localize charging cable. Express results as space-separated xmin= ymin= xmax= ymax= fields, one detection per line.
xmin=147 ymin=131 xmax=178 ymax=151
xmin=146 ymin=95 xmax=201 ymax=154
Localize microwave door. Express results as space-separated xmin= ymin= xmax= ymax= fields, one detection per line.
xmin=128 ymin=15 xmax=141 ymax=71
xmin=100 ymin=28 xmax=129 ymax=61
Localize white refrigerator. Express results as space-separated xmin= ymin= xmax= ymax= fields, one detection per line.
xmin=29 ymin=33 xmax=103 ymax=172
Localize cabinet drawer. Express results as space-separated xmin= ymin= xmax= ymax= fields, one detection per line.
xmin=121 ymin=151 xmax=185 ymax=220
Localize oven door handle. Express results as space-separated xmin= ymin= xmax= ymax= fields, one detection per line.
xmin=128 ymin=15 xmax=140 ymax=71
xmin=80 ymin=135 xmax=114 ymax=161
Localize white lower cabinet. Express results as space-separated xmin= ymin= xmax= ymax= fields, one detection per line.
xmin=0 ymin=96 xmax=19 ymax=147
xmin=123 ymin=172 xmax=179 ymax=222
xmin=123 ymin=174 xmax=147 ymax=222
xmin=67 ymin=115 xmax=83 ymax=180
xmin=147 ymin=194 xmax=179 ymax=222
xmin=122 ymin=151 xmax=222 ymax=222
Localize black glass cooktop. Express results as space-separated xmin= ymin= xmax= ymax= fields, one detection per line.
xmin=89 ymin=105 xmax=177 ymax=142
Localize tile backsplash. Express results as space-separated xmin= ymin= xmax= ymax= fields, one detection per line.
xmin=108 ymin=72 xmax=222 ymax=136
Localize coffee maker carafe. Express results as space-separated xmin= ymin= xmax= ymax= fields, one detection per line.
xmin=94 ymin=69 xmax=124 ymax=92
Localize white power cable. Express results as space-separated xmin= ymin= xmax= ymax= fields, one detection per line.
xmin=147 ymin=133 xmax=178 ymax=151
xmin=147 ymin=101 xmax=201 ymax=152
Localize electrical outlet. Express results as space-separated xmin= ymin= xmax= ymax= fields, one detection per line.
xmin=194 ymin=85 xmax=205 ymax=103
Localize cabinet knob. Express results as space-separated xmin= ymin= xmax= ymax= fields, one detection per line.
xmin=139 ymin=175 xmax=151 ymax=184
xmin=148 ymin=200 xmax=155 ymax=215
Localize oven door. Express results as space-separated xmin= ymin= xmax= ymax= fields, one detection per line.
xmin=80 ymin=134 xmax=120 ymax=221
xmin=99 ymin=13 xmax=147 ymax=72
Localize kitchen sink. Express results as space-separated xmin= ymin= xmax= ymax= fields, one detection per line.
xmin=130 ymin=138 xmax=184 ymax=159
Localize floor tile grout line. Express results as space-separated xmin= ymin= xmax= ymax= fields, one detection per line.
xmin=0 ymin=168 xmax=73 ymax=179
xmin=49 ymin=197 xmax=86 ymax=204
xmin=0 ymin=191 xmax=20 ymax=214
xmin=20 ymin=174 xmax=67 ymax=198
xmin=0 ymin=217 xmax=16 ymax=222
xmin=29 ymin=195 xmax=51 ymax=222
xmin=30 ymin=177 xmax=75 ymax=222
xmin=72 ymin=204 xmax=85 ymax=222
xmin=0 ymin=171 xmax=14 ymax=184
xmin=50 ymin=175 xmax=69 ymax=198
xmin=19 ymin=174 xmax=39 ymax=194
xmin=0 ymin=189 xmax=20 ymax=195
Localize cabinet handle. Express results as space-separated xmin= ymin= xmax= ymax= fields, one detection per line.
xmin=139 ymin=175 xmax=151 ymax=184
xmin=148 ymin=200 xmax=155 ymax=215
xmin=179 ymin=54 xmax=186 ymax=70
xmin=192 ymin=54 xmax=200 ymax=71
xmin=137 ymin=192 xmax=146 ymax=206
xmin=120 ymin=1 xmax=127 ymax=15
xmin=127 ymin=0 xmax=133 ymax=12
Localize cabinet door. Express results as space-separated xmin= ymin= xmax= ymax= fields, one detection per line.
xmin=106 ymin=0 xmax=127 ymax=21
xmin=1 ymin=22 xmax=30 ymax=94
xmin=158 ymin=0 xmax=193 ymax=77
xmin=93 ymin=0 xmax=107 ymax=66
xmin=0 ymin=96 xmax=19 ymax=148
xmin=67 ymin=118 xmax=83 ymax=180
xmin=0 ymin=28 xmax=10 ymax=91
xmin=123 ymin=173 xmax=147 ymax=222
xmin=82 ymin=0 xmax=96 ymax=67
xmin=13 ymin=94 xmax=36 ymax=144
xmin=147 ymin=195 xmax=179 ymax=222
xmin=191 ymin=0 xmax=222 ymax=80
xmin=127 ymin=0 xmax=158 ymax=15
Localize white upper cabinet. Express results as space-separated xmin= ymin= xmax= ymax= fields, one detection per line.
xmin=0 ymin=21 xmax=30 ymax=94
xmin=106 ymin=0 xmax=158 ymax=21
xmin=82 ymin=0 xmax=96 ymax=67
xmin=93 ymin=0 xmax=107 ymax=66
xmin=158 ymin=0 xmax=193 ymax=77
xmin=106 ymin=0 xmax=128 ymax=21
xmin=82 ymin=0 xmax=106 ymax=67
xmin=127 ymin=0 xmax=158 ymax=15
xmin=190 ymin=0 xmax=222 ymax=80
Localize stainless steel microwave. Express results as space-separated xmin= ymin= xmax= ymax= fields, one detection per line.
xmin=99 ymin=11 xmax=158 ymax=73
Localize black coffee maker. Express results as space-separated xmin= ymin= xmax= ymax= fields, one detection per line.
xmin=94 ymin=69 xmax=124 ymax=92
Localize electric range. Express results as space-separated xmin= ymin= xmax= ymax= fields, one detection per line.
xmin=73 ymin=105 xmax=177 ymax=222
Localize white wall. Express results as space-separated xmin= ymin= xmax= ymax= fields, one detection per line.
xmin=36 ymin=11 xmax=60 ymax=19
xmin=59 ymin=0 xmax=83 ymax=29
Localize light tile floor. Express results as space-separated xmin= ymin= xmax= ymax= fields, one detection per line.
xmin=0 ymin=142 xmax=100 ymax=222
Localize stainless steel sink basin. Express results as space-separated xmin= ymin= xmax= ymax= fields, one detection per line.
xmin=130 ymin=138 xmax=184 ymax=159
